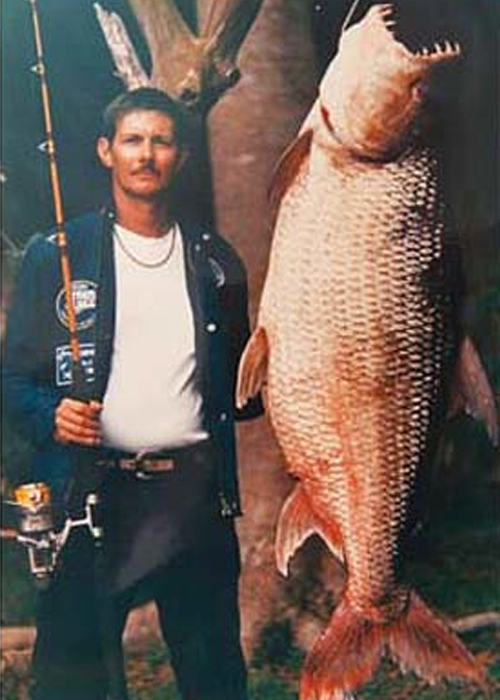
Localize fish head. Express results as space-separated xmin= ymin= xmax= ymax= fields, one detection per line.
xmin=319 ymin=4 xmax=461 ymax=160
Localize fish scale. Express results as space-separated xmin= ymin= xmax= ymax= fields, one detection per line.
xmin=237 ymin=5 xmax=495 ymax=698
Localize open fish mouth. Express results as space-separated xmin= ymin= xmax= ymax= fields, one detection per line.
xmin=413 ymin=41 xmax=461 ymax=58
xmin=369 ymin=4 xmax=461 ymax=63
xmin=314 ymin=3 xmax=464 ymax=161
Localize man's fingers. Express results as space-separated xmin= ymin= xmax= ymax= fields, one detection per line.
xmin=54 ymin=398 xmax=102 ymax=446
xmin=60 ymin=398 xmax=102 ymax=418
xmin=55 ymin=415 xmax=100 ymax=439
xmin=54 ymin=424 xmax=101 ymax=446
xmin=61 ymin=408 xmax=100 ymax=430
xmin=58 ymin=397 xmax=102 ymax=413
xmin=56 ymin=400 xmax=101 ymax=428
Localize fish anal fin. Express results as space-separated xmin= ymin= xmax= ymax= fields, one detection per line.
xmin=236 ymin=326 xmax=268 ymax=410
xmin=449 ymin=336 xmax=499 ymax=446
xmin=269 ymin=129 xmax=313 ymax=208
xmin=276 ymin=483 xmax=343 ymax=577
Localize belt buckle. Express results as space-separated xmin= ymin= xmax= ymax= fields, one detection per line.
xmin=119 ymin=458 xmax=137 ymax=471
xmin=147 ymin=458 xmax=175 ymax=472
xmin=135 ymin=454 xmax=175 ymax=478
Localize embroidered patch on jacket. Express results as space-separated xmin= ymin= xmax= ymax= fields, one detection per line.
xmin=55 ymin=343 xmax=96 ymax=386
xmin=56 ymin=280 xmax=97 ymax=331
xmin=208 ymin=257 xmax=226 ymax=288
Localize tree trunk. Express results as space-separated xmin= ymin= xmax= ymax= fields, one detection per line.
xmin=205 ymin=0 xmax=323 ymax=654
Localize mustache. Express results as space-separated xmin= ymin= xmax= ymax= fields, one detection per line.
xmin=132 ymin=163 xmax=160 ymax=176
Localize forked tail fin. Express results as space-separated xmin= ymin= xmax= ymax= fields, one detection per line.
xmin=300 ymin=591 xmax=487 ymax=700
xmin=300 ymin=598 xmax=384 ymax=700
xmin=388 ymin=591 xmax=487 ymax=686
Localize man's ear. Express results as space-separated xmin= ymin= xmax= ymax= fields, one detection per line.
xmin=97 ymin=137 xmax=113 ymax=169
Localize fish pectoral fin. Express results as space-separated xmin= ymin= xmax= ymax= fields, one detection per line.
xmin=236 ymin=326 xmax=269 ymax=409
xmin=449 ymin=335 xmax=499 ymax=446
xmin=269 ymin=128 xmax=313 ymax=208
xmin=276 ymin=483 xmax=344 ymax=577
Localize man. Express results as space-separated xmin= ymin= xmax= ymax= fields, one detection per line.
xmin=3 ymin=87 xmax=262 ymax=700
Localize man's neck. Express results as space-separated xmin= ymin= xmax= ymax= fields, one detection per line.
xmin=113 ymin=192 xmax=173 ymax=239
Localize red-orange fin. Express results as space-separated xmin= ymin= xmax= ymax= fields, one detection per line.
xmin=449 ymin=336 xmax=498 ymax=445
xmin=299 ymin=591 xmax=486 ymax=700
xmin=300 ymin=598 xmax=384 ymax=699
xmin=236 ymin=326 xmax=268 ymax=409
xmin=276 ymin=484 xmax=344 ymax=576
xmin=388 ymin=591 xmax=487 ymax=688
xmin=269 ymin=129 xmax=313 ymax=208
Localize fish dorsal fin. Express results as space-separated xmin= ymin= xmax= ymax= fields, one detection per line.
xmin=449 ymin=336 xmax=499 ymax=446
xmin=276 ymin=483 xmax=344 ymax=576
xmin=236 ymin=326 xmax=268 ymax=410
xmin=269 ymin=128 xmax=313 ymax=208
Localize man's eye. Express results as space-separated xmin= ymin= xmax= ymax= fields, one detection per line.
xmin=122 ymin=135 xmax=141 ymax=144
xmin=154 ymin=137 xmax=175 ymax=146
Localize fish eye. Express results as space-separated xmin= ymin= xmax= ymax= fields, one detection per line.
xmin=411 ymin=83 xmax=427 ymax=101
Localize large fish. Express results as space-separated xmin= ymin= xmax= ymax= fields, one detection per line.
xmin=237 ymin=5 xmax=498 ymax=699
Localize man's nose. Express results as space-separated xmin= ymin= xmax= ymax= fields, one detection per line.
xmin=139 ymin=140 xmax=154 ymax=160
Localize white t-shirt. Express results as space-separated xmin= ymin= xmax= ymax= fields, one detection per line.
xmin=100 ymin=222 xmax=209 ymax=453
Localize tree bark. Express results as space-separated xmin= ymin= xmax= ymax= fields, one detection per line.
xmin=205 ymin=0 xmax=323 ymax=653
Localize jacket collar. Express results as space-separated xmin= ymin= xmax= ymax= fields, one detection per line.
xmin=99 ymin=205 xmax=210 ymax=253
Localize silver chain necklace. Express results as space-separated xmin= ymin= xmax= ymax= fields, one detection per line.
xmin=114 ymin=224 xmax=177 ymax=269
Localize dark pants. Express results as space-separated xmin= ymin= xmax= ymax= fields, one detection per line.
xmin=31 ymin=450 xmax=248 ymax=700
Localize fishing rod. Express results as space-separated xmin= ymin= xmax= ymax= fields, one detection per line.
xmin=28 ymin=0 xmax=84 ymax=385
xmin=6 ymin=0 xmax=100 ymax=579
xmin=10 ymin=4 xmax=130 ymax=697
xmin=27 ymin=0 xmax=111 ymax=514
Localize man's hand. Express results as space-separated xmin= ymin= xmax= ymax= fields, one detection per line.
xmin=54 ymin=399 xmax=102 ymax=447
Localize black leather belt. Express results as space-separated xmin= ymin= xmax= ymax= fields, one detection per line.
xmin=95 ymin=440 xmax=212 ymax=477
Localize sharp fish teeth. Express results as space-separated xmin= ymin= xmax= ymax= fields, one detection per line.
xmin=376 ymin=4 xmax=396 ymax=32
xmin=418 ymin=40 xmax=461 ymax=59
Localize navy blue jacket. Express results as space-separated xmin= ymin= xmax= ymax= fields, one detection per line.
xmin=3 ymin=209 xmax=262 ymax=516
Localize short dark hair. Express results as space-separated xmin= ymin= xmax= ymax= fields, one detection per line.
xmin=101 ymin=87 xmax=188 ymax=144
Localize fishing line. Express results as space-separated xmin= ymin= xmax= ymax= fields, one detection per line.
xmin=340 ymin=0 xmax=364 ymax=37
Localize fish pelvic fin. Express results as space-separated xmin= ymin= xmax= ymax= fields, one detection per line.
xmin=276 ymin=484 xmax=344 ymax=577
xmin=269 ymin=128 xmax=313 ymax=208
xmin=236 ymin=326 xmax=268 ymax=410
xmin=449 ymin=335 xmax=499 ymax=446
xmin=388 ymin=591 xmax=487 ymax=689
xmin=300 ymin=591 xmax=486 ymax=700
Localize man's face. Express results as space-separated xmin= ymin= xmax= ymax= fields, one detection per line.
xmin=97 ymin=109 xmax=185 ymax=201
